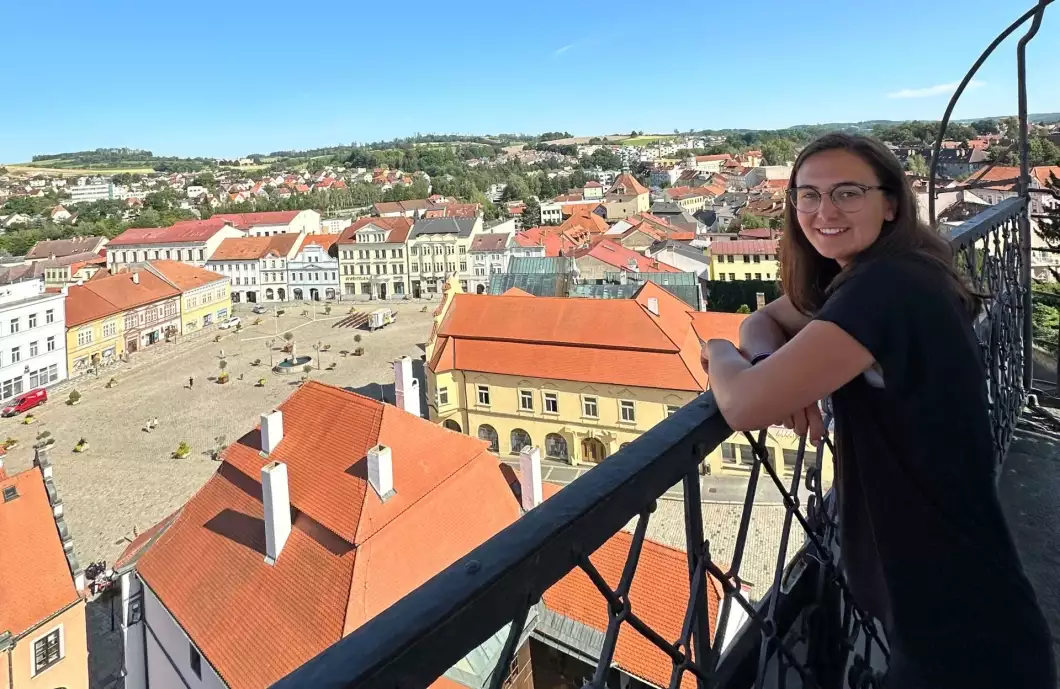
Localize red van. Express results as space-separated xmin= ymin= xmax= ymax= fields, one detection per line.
xmin=2 ymin=388 xmax=47 ymax=417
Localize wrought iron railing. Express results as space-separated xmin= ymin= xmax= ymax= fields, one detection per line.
xmin=272 ymin=5 xmax=1046 ymax=689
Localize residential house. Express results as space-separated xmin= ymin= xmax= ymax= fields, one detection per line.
xmin=539 ymin=201 xmax=563 ymax=225
xmin=572 ymin=239 xmax=682 ymax=281
xmin=647 ymin=201 xmax=702 ymax=233
xmin=147 ymin=261 xmax=232 ymax=334
xmin=64 ymin=269 xmax=180 ymax=377
xmin=212 ymin=210 xmax=321 ymax=237
xmin=427 ymin=282 xmax=706 ymax=464
xmin=663 ymin=187 xmax=707 ymax=213
xmin=602 ymin=173 xmax=650 ymax=221
xmin=286 ymin=234 xmax=340 ymax=301
xmin=336 ymin=217 xmax=413 ymax=301
xmin=49 ymin=205 xmax=73 ymax=223
xmin=0 ymin=453 xmax=89 ymax=689
xmin=407 ymin=217 xmax=485 ymax=296
xmin=206 ymin=234 xmax=304 ymax=304
xmin=373 ymin=199 xmax=430 ymax=218
xmin=708 ymin=239 xmax=780 ymax=282
xmin=320 ymin=217 xmax=353 ymax=235
xmin=39 ymin=253 xmax=107 ymax=289
xmin=468 ymin=233 xmax=511 ymax=295
xmin=0 ymin=277 xmax=68 ymax=401
xmin=26 ymin=236 xmax=108 ymax=263
xmin=646 ymin=240 xmax=713 ymax=279
xmin=692 ymin=154 xmax=733 ymax=173
xmin=965 ymin=165 xmax=1055 ymax=214
xmin=106 ymin=218 xmax=244 ymax=269
xmin=932 ymin=147 xmax=989 ymax=178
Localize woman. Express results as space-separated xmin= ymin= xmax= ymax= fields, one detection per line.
xmin=703 ymin=133 xmax=1054 ymax=688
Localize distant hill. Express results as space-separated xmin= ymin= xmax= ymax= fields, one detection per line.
xmin=16 ymin=147 xmax=214 ymax=173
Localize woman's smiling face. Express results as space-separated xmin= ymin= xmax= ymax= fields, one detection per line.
xmin=792 ymin=148 xmax=896 ymax=266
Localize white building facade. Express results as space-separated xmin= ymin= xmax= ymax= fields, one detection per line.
xmin=287 ymin=237 xmax=340 ymax=301
xmin=0 ymin=278 xmax=67 ymax=402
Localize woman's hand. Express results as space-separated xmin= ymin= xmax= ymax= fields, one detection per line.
xmin=701 ymin=339 xmax=825 ymax=443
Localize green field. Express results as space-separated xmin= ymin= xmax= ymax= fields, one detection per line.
xmin=5 ymin=163 xmax=158 ymax=176
xmin=621 ymin=135 xmax=676 ymax=147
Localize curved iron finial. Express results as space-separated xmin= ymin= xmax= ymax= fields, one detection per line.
xmin=927 ymin=0 xmax=1054 ymax=227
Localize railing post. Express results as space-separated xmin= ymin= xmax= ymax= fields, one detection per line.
xmin=1017 ymin=0 xmax=1048 ymax=390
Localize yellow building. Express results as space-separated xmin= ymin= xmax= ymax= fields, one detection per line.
xmin=147 ymin=260 xmax=232 ymax=333
xmin=0 ymin=459 xmax=89 ymax=689
xmin=709 ymin=239 xmax=781 ymax=281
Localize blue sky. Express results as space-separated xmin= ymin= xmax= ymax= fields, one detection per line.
xmin=2 ymin=0 xmax=1057 ymax=161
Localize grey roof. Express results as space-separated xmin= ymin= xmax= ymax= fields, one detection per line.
xmin=488 ymin=272 xmax=569 ymax=297
xmin=410 ymin=217 xmax=477 ymax=238
xmin=648 ymin=239 xmax=711 ymax=263
xmin=469 ymin=232 xmax=509 ymax=253
xmin=507 ymin=256 xmax=573 ymax=274
xmin=694 ymin=209 xmax=717 ymax=226
xmin=649 ymin=201 xmax=685 ymax=215
xmin=38 ymin=250 xmax=104 ymax=268
xmin=26 ymin=235 xmax=106 ymax=260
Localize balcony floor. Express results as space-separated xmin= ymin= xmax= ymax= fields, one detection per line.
xmin=1000 ymin=407 xmax=1060 ymax=671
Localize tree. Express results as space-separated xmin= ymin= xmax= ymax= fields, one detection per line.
xmin=971 ymin=119 xmax=999 ymax=135
xmin=1031 ymin=173 xmax=1060 ymax=352
xmin=906 ymin=153 xmax=929 ymax=177
xmin=522 ymin=197 xmax=542 ymax=228
xmin=735 ymin=304 xmax=752 ymax=314
xmin=739 ymin=213 xmax=770 ymax=229
xmin=588 ymin=148 xmax=623 ymax=171
xmin=760 ymin=139 xmax=797 ymax=166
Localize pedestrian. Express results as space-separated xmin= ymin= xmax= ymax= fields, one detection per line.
xmin=188 ymin=376 xmax=194 ymax=389
xmin=702 ymin=133 xmax=1054 ymax=688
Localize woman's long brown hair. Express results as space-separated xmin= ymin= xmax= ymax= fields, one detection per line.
xmin=778 ymin=132 xmax=980 ymax=317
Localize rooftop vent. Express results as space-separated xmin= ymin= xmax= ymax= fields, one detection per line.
xmin=2 ymin=486 xmax=17 ymax=502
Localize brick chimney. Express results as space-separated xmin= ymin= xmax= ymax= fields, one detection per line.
xmin=261 ymin=410 xmax=283 ymax=454
xmin=519 ymin=446 xmax=543 ymax=511
xmin=261 ymin=462 xmax=292 ymax=565
xmin=368 ymin=444 xmax=395 ymax=500
xmin=393 ymin=356 xmax=421 ymax=418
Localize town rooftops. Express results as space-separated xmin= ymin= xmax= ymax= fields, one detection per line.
xmin=108 ymin=217 xmax=235 ymax=246
xmin=147 ymin=260 xmax=227 ymax=291
xmin=576 ymin=239 xmax=682 ymax=274
xmin=708 ymin=239 xmax=779 ymax=256
xmin=0 ymin=467 xmax=81 ymax=638
xmin=469 ymin=233 xmax=510 ymax=253
xmin=431 ymin=282 xmax=707 ymax=391
xmin=297 ymin=234 xmax=339 ymax=253
xmin=373 ymin=199 xmax=430 ymax=215
xmin=209 ymin=234 xmax=304 ymax=262
xmin=65 ymin=268 xmax=181 ymax=327
xmin=37 ymin=251 xmax=107 ymax=270
xmin=212 ymin=211 xmax=301 ymax=229
xmin=26 ymin=235 xmax=107 ymax=261
xmin=338 ymin=216 xmax=414 ymax=244
xmin=410 ymin=217 xmax=478 ymax=239
xmin=125 ymin=381 xmax=518 ymax=689
xmin=607 ymin=172 xmax=649 ymax=197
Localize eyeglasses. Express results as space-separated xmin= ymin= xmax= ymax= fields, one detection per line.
xmin=788 ymin=183 xmax=886 ymax=213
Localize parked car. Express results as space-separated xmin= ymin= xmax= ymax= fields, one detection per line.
xmin=2 ymin=388 xmax=47 ymax=417
xmin=252 ymin=305 xmax=267 ymax=314
xmin=219 ymin=317 xmax=241 ymax=329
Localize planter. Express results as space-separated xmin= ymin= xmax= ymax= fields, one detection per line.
xmin=4 ymin=440 xmax=17 ymax=450
xmin=68 ymin=399 xmax=81 ymax=406
xmin=257 ymin=379 xmax=267 ymax=387
xmin=22 ymin=417 xmax=36 ymax=425
xmin=74 ymin=443 xmax=88 ymax=453
xmin=173 ymin=451 xmax=190 ymax=459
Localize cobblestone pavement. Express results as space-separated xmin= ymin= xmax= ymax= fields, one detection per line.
xmin=1 ymin=300 xmax=438 ymax=569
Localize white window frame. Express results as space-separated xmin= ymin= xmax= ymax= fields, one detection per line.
xmin=437 ymin=387 xmax=449 ymax=407
xmin=518 ymin=389 xmax=534 ymax=411
xmin=620 ymin=400 xmax=636 ymax=423
xmin=477 ymin=385 xmax=490 ymax=406
xmin=543 ymin=391 xmax=559 ymax=414
xmin=582 ymin=395 xmax=599 ymax=419
xmin=666 ymin=404 xmax=680 ymax=417
xmin=29 ymin=623 xmax=64 ymax=677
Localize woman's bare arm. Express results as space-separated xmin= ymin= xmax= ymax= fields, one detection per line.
xmin=738 ymin=295 xmax=812 ymax=359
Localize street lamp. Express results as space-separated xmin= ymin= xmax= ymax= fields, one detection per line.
xmin=267 ymin=339 xmax=275 ymax=367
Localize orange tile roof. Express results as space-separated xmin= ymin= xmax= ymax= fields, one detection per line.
xmin=968 ymin=165 xmax=1021 ymax=191
xmin=543 ymin=530 xmax=721 ymax=689
xmin=608 ymin=173 xmax=649 ymax=197
xmin=577 ymin=239 xmax=682 ymax=273
xmin=149 ymin=260 xmax=227 ymax=291
xmin=559 ymin=209 xmax=609 ymax=236
xmin=689 ymin=311 xmax=747 ymax=344
xmin=0 ymin=469 xmax=80 ymax=637
xmin=337 ymin=216 xmax=414 ymax=244
xmin=502 ymin=287 xmax=534 ymax=297
xmin=65 ymin=269 xmax=180 ymax=327
xmin=134 ymin=382 xmax=518 ymax=689
xmin=212 ymin=211 xmax=301 ymax=229
xmin=298 ymin=233 xmax=339 ymax=252
xmin=108 ymin=217 xmax=234 ymax=246
xmin=1032 ymin=166 xmax=1060 ymax=187
xmin=696 ymin=154 xmax=733 ymax=162
xmin=708 ymin=239 xmax=778 ymax=256
xmin=210 ymin=234 xmax=303 ymax=261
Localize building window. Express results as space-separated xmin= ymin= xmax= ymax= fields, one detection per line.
xmin=47 ymin=336 xmax=55 ymax=352
xmin=103 ymin=321 xmax=117 ymax=338
xmin=755 ymin=273 xmax=762 ymax=280
xmin=459 ymin=261 xmax=467 ymax=271
xmin=438 ymin=387 xmax=449 ymax=406
xmin=477 ymin=385 xmax=490 ymax=406
xmin=32 ymin=627 xmax=62 ymax=675
xmin=190 ymin=644 xmax=202 ymax=679
xmin=478 ymin=424 xmax=499 ymax=452
xmin=510 ymin=428 xmax=532 ymax=455
xmin=28 ymin=313 xmax=37 ymax=328
xmin=620 ymin=400 xmax=636 ymax=423
xmin=666 ymin=404 xmax=680 ymax=417
xmin=10 ymin=346 xmax=20 ymax=364
xmin=77 ymin=329 xmax=93 ymax=347
xmin=48 ymin=363 xmax=58 ymax=382
xmin=544 ymin=391 xmax=559 ymax=414
xmin=519 ymin=389 xmax=533 ymax=411
xmin=583 ymin=396 xmax=598 ymax=418
xmin=8 ymin=318 xmax=17 ymax=334
xmin=744 ymin=273 xmax=752 ymax=280
xmin=545 ymin=433 xmax=568 ymax=460
xmin=721 ymin=442 xmax=738 ymax=464
xmin=29 ymin=341 xmax=38 ymax=357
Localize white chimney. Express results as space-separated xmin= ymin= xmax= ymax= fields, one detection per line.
xmin=646 ymin=297 xmax=659 ymax=316
xmin=131 ymin=272 xmax=139 ymax=285
xmin=519 ymin=446 xmax=543 ymax=511
xmin=261 ymin=461 xmax=292 ymax=565
xmin=367 ymin=444 xmax=394 ymax=499
xmin=393 ymin=356 xmax=421 ymax=418
xmin=260 ymin=410 xmax=283 ymax=454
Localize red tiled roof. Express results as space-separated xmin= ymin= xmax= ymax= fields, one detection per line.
xmin=209 ymin=234 xmax=303 ymax=261
xmin=696 ymin=154 xmax=733 ymax=162
xmin=584 ymin=180 xmax=603 ymax=188
xmin=212 ymin=211 xmax=301 ymax=229
xmin=65 ymin=269 xmax=180 ymax=327
xmin=298 ymin=234 xmax=339 ymax=252
xmin=502 ymin=287 xmax=534 ymax=297
xmin=149 ymin=260 xmax=227 ymax=291
xmin=577 ymin=239 xmax=682 ymax=273
xmin=968 ymin=165 xmax=1021 ymax=191
xmin=708 ymin=239 xmax=778 ymax=256
xmin=1032 ymin=166 xmax=1060 ymax=187
xmin=337 ymin=216 xmax=414 ymax=244
xmin=689 ymin=311 xmax=747 ymax=344
xmin=608 ymin=173 xmax=649 ymax=197
xmin=108 ymin=217 xmax=234 ymax=246
xmin=134 ymin=382 xmax=518 ymax=689
xmin=0 ymin=469 xmax=80 ymax=637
